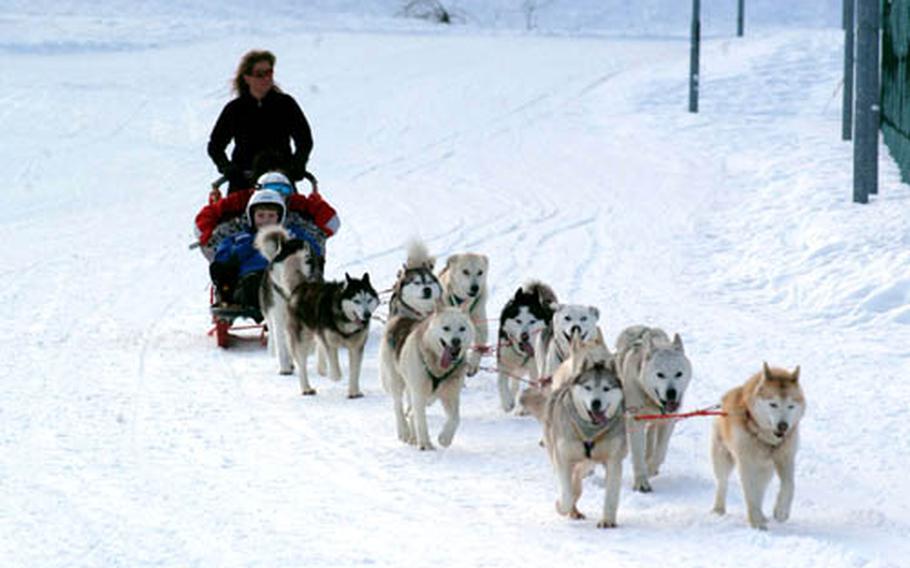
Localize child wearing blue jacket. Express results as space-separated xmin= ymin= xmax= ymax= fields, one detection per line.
xmin=210 ymin=187 xmax=322 ymax=315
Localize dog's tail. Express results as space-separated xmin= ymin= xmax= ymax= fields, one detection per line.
xmin=254 ymin=225 xmax=292 ymax=261
xmin=518 ymin=388 xmax=547 ymax=423
xmin=404 ymin=238 xmax=435 ymax=270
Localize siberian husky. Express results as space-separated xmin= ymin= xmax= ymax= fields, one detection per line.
xmin=380 ymin=307 xmax=475 ymax=450
xmin=287 ymin=272 xmax=379 ymax=398
xmin=615 ymin=325 xmax=693 ymax=492
xmin=522 ymin=356 xmax=627 ymax=527
xmin=712 ymin=363 xmax=805 ymax=530
xmin=438 ymin=253 xmax=489 ymax=376
xmin=388 ymin=240 xmax=443 ymax=320
xmin=550 ymin=328 xmax=612 ymax=391
xmin=255 ymin=226 xmax=324 ymax=375
xmin=496 ymin=281 xmax=558 ymax=412
xmin=535 ymin=304 xmax=600 ymax=381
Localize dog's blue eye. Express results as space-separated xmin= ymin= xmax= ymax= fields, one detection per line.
xmin=581 ymin=316 xmax=587 ymax=322
xmin=788 ymin=405 xmax=795 ymax=409
xmin=675 ymin=371 xmax=683 ymax=378
xmin=584 ymin=385 xmax=592 ymax=391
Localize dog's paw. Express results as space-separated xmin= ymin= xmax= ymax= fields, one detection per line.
xmin=647 ymin=463 xmax=661 ymax=477
xmin=500 ymin=398 xmax=515 ymax=413
xmin=712 ymin=505 xmax=726 ymax=516
xmin=632 ymin=478 xmax=652 ymax=493
xmin=301 ymin=388 xmax=317 ymax=396
xmin=347 ymin=392 xmax=364 ymax=399
xmin=748 ymin=513 xmax=769 ymax=531
xmin=568 ymin=507 xmax=586 ymax=520
xmin=438 ymin=432 xmax=454 ymax=447
xmin=418 ymin=441 xmax=436 ymax=451
xmin=279 ymin=368 xmax=294 ymax=376
xmin=773 ymin=504 xmax=790 ymax=523
xmin=596 ymin=519 xmax=617 ymax=529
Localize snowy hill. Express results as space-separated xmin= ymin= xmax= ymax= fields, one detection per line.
xmin=1 ymin=1 xmax=908 ymax=567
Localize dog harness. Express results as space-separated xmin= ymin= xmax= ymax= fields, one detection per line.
xmin=448 ymin=293 xmax=480 ymax=314
xmin=501 ymin=336 xmax=531 ymax=366
xmin=419 ymin=351 xmax=465 ymax=392
xmin=561 ymin=392 xmax=623 ymax=459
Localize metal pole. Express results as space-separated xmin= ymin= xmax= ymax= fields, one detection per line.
xmin=689 ymin=0 xmax=700 ymax=113
xmin=843 ymin=0 xmax=854 ymax=141
xmin=737 ymin=0 xmax=744 ymax=37
xmin=853 ymin=0 xmax=880 ymax=203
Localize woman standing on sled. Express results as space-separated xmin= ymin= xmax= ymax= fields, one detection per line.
xmin=207 ymin=49 xmax=314 ymax=193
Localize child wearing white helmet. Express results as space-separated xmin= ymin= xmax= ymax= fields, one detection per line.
xmin=209 ymin=185 xmax=318 ymax=314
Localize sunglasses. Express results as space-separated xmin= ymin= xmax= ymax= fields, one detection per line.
xmin=248 ymin=68 xmax=273 ymax=79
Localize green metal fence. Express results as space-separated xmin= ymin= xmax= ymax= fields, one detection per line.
xmin=882 ymin=0 xmax=910 ymax=182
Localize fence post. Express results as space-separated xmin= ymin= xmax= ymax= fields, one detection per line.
xmin=843 ymin=0 xmax=854 ymax=141
xmin=737 ymin=0 xmax=745 ymax=37
xmin=853 ymin=0 xmax=880 ymax=203
xmin=689 ymin=0 xmax=701 ymax=113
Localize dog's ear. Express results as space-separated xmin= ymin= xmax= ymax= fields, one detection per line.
xmin=515 ymin=287 xmax=524 ymax=299
xmin=362 ymin=272 xmax=371 ymax=285
xmin=344 ymin=272 xmax=353 ymax=288
xmin=588 ymin=306 xmax=600 ymax=320
xmin=672 ymin=333 xmax=685 ymax=352
xmin=480 ymin=254 xmax=489 ymax=271
xmin=791 ymin=365 xmax=800 ymax=382
xmin=424 ymin=256 xmax=436 ymax=270
xmin=761 ymin=361 xmax=772 ymax=382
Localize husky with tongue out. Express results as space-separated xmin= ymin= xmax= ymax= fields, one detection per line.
xmin=524 ymin=356 xmax=627 ymax=527
xmin=496 ymin=281 xmax=558 ymax=413
xmin=380 ymin=306 xmax=476 ymax=451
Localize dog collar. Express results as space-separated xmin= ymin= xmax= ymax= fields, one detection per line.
xmin=502 ymin=336 xmax=531 ymax=366
xmin=562 ymin=391 xmax=622 ymax=459
xmin=449 ymin=293 xmax=480 ymax=314
xmin=420 ymin=350 xmax=464 ymax=391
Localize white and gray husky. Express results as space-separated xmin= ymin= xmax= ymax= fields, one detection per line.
xmin=388 ymin=240 xmax=443 ymax=320
xmin=438 ymin=253 xmax=489 ymax=376
xmin=255 ymin=226 xmax=324 ymax=375
xmin=522 ymin=356 xmax=627 ymax=528
xmin=496 ymin=281 xmax=558 ymax=413
xmin=615 ymin=325 xmax=693 ymax=492
xmin=712 ymin=363 xmax=805 ymax=530
xmin=380 ymin=307 xmax=476 ymax=450
xmin=535 ymin=304 xmax=601 ymax=381
xmin=287 ymin=272 xmax=379 ymax=398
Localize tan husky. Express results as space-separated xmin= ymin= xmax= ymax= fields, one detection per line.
xmin=522 ymin=356 xmax=627 ymax=528
xmin=711 ymin=363 xmax=806 ymax=530
xmin=438 ymin=253 xmax=489 ymax=376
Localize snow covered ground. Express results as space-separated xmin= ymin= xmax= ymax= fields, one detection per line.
xmin=1 ymin=2 xmax=908 ymax=567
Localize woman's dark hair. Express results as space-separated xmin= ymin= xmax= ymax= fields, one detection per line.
xmin=232 ymin=50 xmax=282 ymax=96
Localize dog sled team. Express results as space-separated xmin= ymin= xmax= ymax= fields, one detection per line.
xmin=196 ymin=214 xmax=806 ymax=531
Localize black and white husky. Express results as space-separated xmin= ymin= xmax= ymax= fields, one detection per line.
xmin=255 ymin=226 xmax=324 ymax=375
xmin=288 ymin=272 xmax=379 ymax=398
xmin=496 ymin=281 xmax=558 ymax=413
xmin=388 ymin=240 xmax=443 ymax=320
